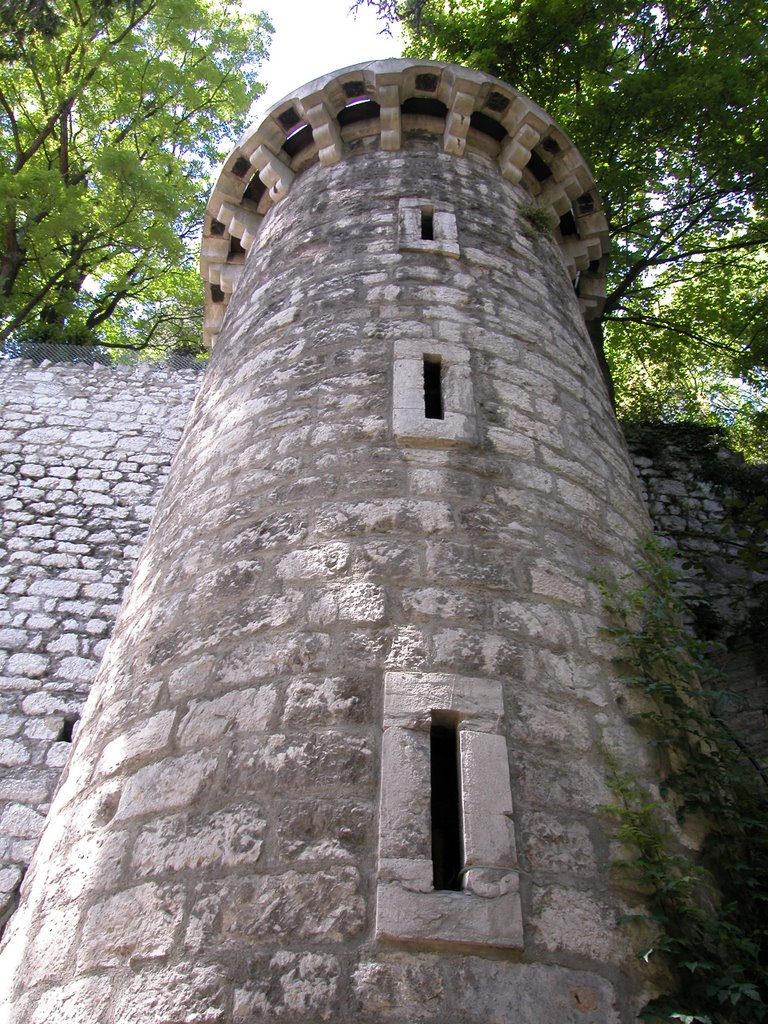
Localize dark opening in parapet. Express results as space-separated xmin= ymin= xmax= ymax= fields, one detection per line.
xmin=401 ymin=97 xmax=448 ymax=119
xmin=337 ymin=99 xmax=381 ymax=126
xmin=470 ymin=111 xmax=507 ymax=142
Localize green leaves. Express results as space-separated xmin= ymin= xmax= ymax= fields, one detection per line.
xmin=0 ymin=0 xmax=272 ymax=356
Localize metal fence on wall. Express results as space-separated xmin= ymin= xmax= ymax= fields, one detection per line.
xmin=0 ymin=341 xmax=207 ymax=371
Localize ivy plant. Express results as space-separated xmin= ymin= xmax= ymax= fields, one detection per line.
xmin=596 ymin=538 xmax=768 ymax=1023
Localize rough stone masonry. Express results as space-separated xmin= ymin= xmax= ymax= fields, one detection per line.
xmin=0 ymin=59 xmax=756 ymax=1024
xmin=0 ymin=359 xmax=201 ymax=923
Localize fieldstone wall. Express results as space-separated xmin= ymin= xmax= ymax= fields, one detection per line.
xmin=627 ymin=425 xmax=768 ymax=760
xmin=0 ymin=358 xmax=202 ymax=923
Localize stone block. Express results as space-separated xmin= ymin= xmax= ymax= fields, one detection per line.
xmin=188 ymin=868 xmax=365 ymax=948
xmin=530 ymin=885 xmax=631 ymax=963
xmin=233 ymin=952 xmax=340 ymax=1021
xmin=78 ymin=881 xmax=185 ymax=969
xmin=132 ymin=805 xmax=266 ymax=877
xmin=98 ymin=709 xmax=175 ymax=776
xmin=0 ymin=739 xmax=31 ymax=767
xmin=115 ymin=751 xmax=218 ymax=821
xmin=114 ymin=964 xmax=228 ymax=1024
xmin=177 ymin=686 xmax=277 ymax=749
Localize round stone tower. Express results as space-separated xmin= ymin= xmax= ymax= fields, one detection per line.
xmin=1 ymin=60 xmax=658 ymax=1023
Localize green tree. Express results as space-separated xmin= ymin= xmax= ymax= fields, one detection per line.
xmin=0 ymin=0 xmax=271 ymax=357
xmin=358 ymin=0 xmax=768 ymax=458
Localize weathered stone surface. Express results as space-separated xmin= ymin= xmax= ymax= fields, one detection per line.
xmin=131 ymin=805 xmax=266 ymax=876
xmin=233 ymin=952 xmax=340 ymax=1021
xmin=114 ymin=965 xmax=228 ymax=1024
xmin=78 ymin=882 xmax=185 ymax=969
xmin=115 ymin=752 xmax=218 ymax=821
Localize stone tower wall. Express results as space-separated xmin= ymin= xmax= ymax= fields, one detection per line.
xmin=0 ymin=123 xmax=658 ymax=1022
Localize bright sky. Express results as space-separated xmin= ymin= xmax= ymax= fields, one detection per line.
xmin=251 ymin=0 xmax=403 ymax=115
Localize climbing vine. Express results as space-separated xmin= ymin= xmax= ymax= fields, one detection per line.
xmin=597 ymin=539 xmax=768 ymax=1023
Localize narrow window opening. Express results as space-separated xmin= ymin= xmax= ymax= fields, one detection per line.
xmin=420 ymin=206 xmax=434 ymax=241
xmin=430 ymin=714 xmax=463 ymax=891
xmin=423 ymin=355 xmax=443 ymax=419
xmin=59 ymin=716 xmax=78 ymax=743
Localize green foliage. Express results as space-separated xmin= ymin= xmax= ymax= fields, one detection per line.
xmin=596 ymin=539 xmax=768 ymax=1023
xmin=518 ymin=200 xmax=555 ymax=239
xmin=358 ymin=0 xmax=768 ymax=459
xmin=0 ymin=0 xmax=271 ymax=356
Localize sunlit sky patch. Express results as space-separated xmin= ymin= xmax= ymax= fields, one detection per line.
xmin=246 ymin=0 xmax=403 ymax=116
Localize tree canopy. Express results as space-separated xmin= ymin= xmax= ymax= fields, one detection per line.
xmin=360 ymin=0 xmax=768 ymax=458
xmin=0 ymin=0 xmax=271 ymax=359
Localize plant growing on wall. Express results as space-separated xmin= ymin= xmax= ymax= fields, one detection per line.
xmin=0 ymin=0 xmax=271 ymax=357
xmin=596 ymin=539 xmax=768 ymax=1023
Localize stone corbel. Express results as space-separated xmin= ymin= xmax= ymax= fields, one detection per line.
xmin=499 ymin=122 xmax=542 ymax=184
xmin=208 ymin=263 xmax=243 ymax=295
xmin=215 ymin=203 xmax=261 ymax=250
xmin=249 ymin=145 xmax=295 ymax=203
xmin=377 ymin=82 xmax=401 ymax=152
xmin=443 ymin=88 xmax=477 ymax=157
xmin=299 ymin=96 xmax=344 ymax=166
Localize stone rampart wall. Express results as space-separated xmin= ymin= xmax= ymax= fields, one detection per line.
xmin=0 ymin=362 xmax=765 ymax=931
xmin=0 ymin=359 xmax=201 ymax=923
xmin=626 ymin=425 xmax=767 ymax=759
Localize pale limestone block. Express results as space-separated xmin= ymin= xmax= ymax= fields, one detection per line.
xmin=194 ymin=869 xmax=364 ymax=946
xmin=336 ymin=580 xmax=386 ymax=623
xmin=114 ymin=964 xmax=228 ymax=1024
xmin=0 ymin=802 xmax=45 ymax=838
xmin=46 ymin=741 xmax=72 ymax=768
xmin=0 ymin=739 xmax=30 ymax=767
xmin=376 ymin=882 xmax=523 ymax=950
xmin=301 ymin=100 xmax=343 ymax=166
xmin=460 ymin=731 xmax=517 ymax=876
xmin=115 ymin=751 xmax=218 ymax=821
xmin=274 ymin=543 xmax=352 ymax=580
xmin=250 ymin=145 xmax=295 ymax=202
xmin=21 ymin=904 xmax=81 ymax=988
xmin=132 ymin=806 xmax=266 ymax=876
xmin=378 ymin=82 xmax=401 ymax=151
xmin=531 ymin=885 xmax=631 ymax=962
xmin=378 ymin=857 xmax=433 ymax=892
xmin=6 ymin=653 xmax=48 ymax=678
xmin=521 ymin=812 xmax=596 ymax=875
xmin=513 ymin=695 xmax=593 ymax=752
xmin=454 ymin=961 xmax=621 ymax=1024
xmin=233 ymin=952 xmax=340 ymax=1021
xmin=378 ymin=727 xmax=430 ymax=860
xmin=56 ymin=655 xmax=97 ymax=684
xmin=351 ymin=956 xmax=445 ymax=1020
xmin=383 ymin=672 xmax=503 ymax=730
xmin=283 ymin=677 xmax=363 ymax=726
xmin=78 ymin=882 xmax=185 ymax=970
xmin=98 ymin=709 xmax=175 ymax=776
xmin=30 ymin=976 xmax=114 ymax=1024
xmin=177 ymin=686 xmax=277 ymax=749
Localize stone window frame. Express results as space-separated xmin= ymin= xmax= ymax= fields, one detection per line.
xmin=398 ymin=197 xmax=460 ymax=258
xmin=392 ymin=337 xmax=477 ymax=446
xmin=375 ymin=671 xmax=523 ymax=950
